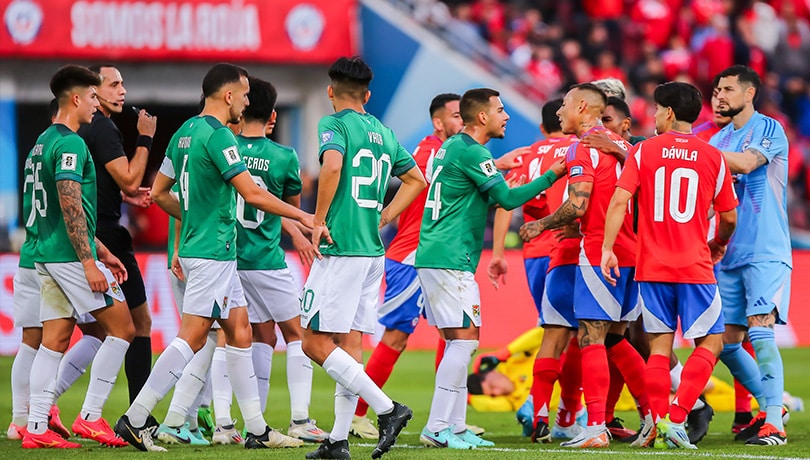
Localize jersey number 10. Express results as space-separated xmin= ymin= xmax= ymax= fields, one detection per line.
xmin=654 ymin=166 xmax=699 ymax=223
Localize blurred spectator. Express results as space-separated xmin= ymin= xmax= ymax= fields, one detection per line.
xmin=591 ymin=50 xmax=627 ymax=82
xmin=630 ymin=0 xmax=675 ymax=49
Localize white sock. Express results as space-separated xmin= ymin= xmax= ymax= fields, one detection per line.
xmin=54 ymin=335 xmax=102 ymax=399
xmin=252 ymin=341 xmax=273 ymax=414
xmin=11 ymin=342 xmax=38 ymax=426
xmin=450 ymin=386 xmax=469 ymax=434
xmin=212 ymin=346 xmax=233 ymax=426
xmin=287 ymin=340 xmax=313 ymax=421
xmin=427 ymin=339 xmax=478 ymax=433
xmin=187 ymin=390 xmax=205 ymax=430
xmin=670 ymin=360 xmax=683 ymax=393
xmin=322 ymin=347 xmax=394 ymax=415
xmin=164 ymin=336 xmax=216 ymax=427
xmin=80 ymin=336 xmax=130 ymax=421
xmin=27 ymin=346 xmax=63 ymax=435
xmin=226 ymin=345 xmax=266 ymax=435
xmin=126 ymin=337 xmax=194 ymax=427
xmin=329 ymin=383 xmax=358 ymax=442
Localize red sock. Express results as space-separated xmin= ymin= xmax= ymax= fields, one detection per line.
xmin=607 ymin=338 xmax=651 ymax=418
xmin=531 ymin=358 xmax=561 ymax=425
xmin=581 ymin=344 xmax=609 ymax=426
xmin=435 ymin=337 xmax=446 ymax=372
xmin=670 ymin=347 xmax=717 ymax=424
xmin=734 ymin=341 xmax=756 ymax=413
xmin=605 ymin=360 xmax=624 ymax=422
xmin=647 ymin=354 xmax=672 ymax=422
xmin=355 ymin=342 xmax=401 ymax=417
xmin=558 ymin=337 xmax=583 ymax=426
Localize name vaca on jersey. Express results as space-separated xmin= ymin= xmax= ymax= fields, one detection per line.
xmin=661 ymin=147 xmax=698 ymax=161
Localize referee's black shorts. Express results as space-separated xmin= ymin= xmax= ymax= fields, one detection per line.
xmin=96 ymin=224 xmax=147 ymax=309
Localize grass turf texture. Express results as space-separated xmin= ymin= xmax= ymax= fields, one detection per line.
xmin=2 ymin=348 xmax=810 ymax=459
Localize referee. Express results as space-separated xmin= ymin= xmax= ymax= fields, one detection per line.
xmin=79 ymin=65 xmax=157 ymax=403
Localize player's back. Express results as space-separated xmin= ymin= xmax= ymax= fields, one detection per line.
xmin=415 ymin=133 xmax=503 ymax=272
xmin=318 ymin=109 xmax=414 ymax=257
xmin=387 ymin=135 xmax=441 ymax=264
xmin=33 ymin=124 xmax=98 ymax=263
xmin=566 ymin=127 xmax=635 ymax=265
xmin=168 ymin=115 xmax=245 ymax=261
xmin=19 ymin=149 xmax=39 ymax=269
xmin=234 ymin=135 xmax=301 ymax=270
xmin=627 ymin=132 xmax=736 ymax=283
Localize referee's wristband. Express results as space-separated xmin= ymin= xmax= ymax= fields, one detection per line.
xmin=136 ymin=135 xmax=153 ymax=151
xmin=715 ymin=236 xmax=729 ymax=247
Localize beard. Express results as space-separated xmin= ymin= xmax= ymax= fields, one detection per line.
xmin=718 ymin=104 xmax=744 ymax=118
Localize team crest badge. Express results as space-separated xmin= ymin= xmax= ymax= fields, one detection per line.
xmin=4 ymin=0 xmax=42 ymax=45
xmin=321 ymin=130 xmax=334 ymax=145
xmin=110 ymin=282 xmax=121 ymax=296
xmin=222 ymin=146 xmax=240 ymax=165
xmin=472 ymin=304 xmax=480 ymax=318
xmin=761 ymin=137 xmax=772 ymax=150
xmin=61 ymin=153 xmax=77 ymax=171
xmin=479 ymin=159 xmax=498 ymax=177
xmin=569 ymin=165 xmax=583 ymax=177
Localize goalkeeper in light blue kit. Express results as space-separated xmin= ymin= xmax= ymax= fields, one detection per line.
xmin=709 ymin=65 xmax=791 ymax=446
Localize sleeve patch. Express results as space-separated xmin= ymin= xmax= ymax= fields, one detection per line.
xmin=61 ymin=153 xmax=78 ymax=171
xmin=479 ymin=159 xmax=498 ymax=177
xmin=569 ymin=165 xmax=583 ymax=177
xmin=222 ymin=146 xmax=240 ymax=165
xmin=320 ymin=130 xmax=334 ymax=145
xmin=760 ymin=137 xmax=772 ymax=150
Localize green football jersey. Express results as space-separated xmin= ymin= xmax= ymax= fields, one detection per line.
xmin=317 ymin=109 xmax=415 ymax=256
xmin=235 ymin=135 xmax=302 ymax=270
xmin=164 ymin=115 xmax=247 ymax=261
xmin=18 ymin=150 xmax=37 ymax=269
xmin=415 ymin=133 xmax=504 ymax=272
xmin=33 ymin=124 xmax=98 ymax=263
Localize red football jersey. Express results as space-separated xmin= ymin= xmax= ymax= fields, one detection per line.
xmin=537 ymin=136 xmax=582 ymax=270
xmin=386 ymin=135 xmax=440 ymax=264
xmin=616 ymin=131 xmax=737 ymax=283
xmin=567 ymin=127 xmax=636 ymax=266
xmin=692 ymin=119 xmax=721 ymax=142
xmin=507 ymin=136 xmax=578 ymax=259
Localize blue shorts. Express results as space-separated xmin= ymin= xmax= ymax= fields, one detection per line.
xmin=718 ymin=261 xmax=791 ymax=326
xmin=639 ymin=282 xmax=724 ymax=339
xmin=378 ymin=259 xmax=424 ymax=334
xmin=574 ymin=265 xmax=639 ymax=322
xmin=541 ymin=264 xmax=577 ymax=328
xmin=524 ymin=256 xmax=551 ymax=317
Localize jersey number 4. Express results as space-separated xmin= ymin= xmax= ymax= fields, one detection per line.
xmin=425 ymin=165 xmax=443 ymax=220
xmin=654 ymin=166 xmax=698 ymax=223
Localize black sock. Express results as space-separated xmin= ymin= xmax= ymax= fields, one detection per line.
xmin=125 ymin=336 xmax=152 ymax=404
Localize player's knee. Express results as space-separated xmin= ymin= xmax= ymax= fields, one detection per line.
xmin=719 ymin=341 xmax=741 ymax=360
xmin=110 ymin=321 xmax=136 ymax=343
xmin=131 ymin=304 xmax=152 ymax=335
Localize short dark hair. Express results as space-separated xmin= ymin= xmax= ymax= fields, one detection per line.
xmin=653 ymin=82 xmax=703 ymax=123
xmin=202 ymin=63 xmax=249 ymax=98
xmin=429 ymin=93 xmax=461 ymax=118
xmin=460 ymin=88 xmax=500 ymax=124
xmin=714 ymin=65 xmax=761 ymax=99
xmin=572 ymin=82 xmax=608 ymax=108
xmin=87 ymin=64 xmax=117 ymax=79
xmin=49 ymin=65 xmax=101 ymax=101
xmin=48 ymin=98 xmax=58 ymax=120
xmin=243 ymin=76 xmax=278 ymax=124
xmin=606 ymin=96 xmax=631 ymax=120
xmin=541 ymin=98 xmax=563 ymax=133
xmin=328 ymin=56 xmax=373 ymax=101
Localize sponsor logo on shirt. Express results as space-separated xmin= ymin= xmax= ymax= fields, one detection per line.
xmin=569 ymin=165 xmax=583 ymax=177
xmin=761 ymin=137 xmax=772 ymax=150
xmin=61 ymin=153 xmax=77 ymax=171
xmin=479 ymin=159 xmax=498 ymax=177
xmin=321 ymin=130 xmax=334 ymax=145
xmin=222 ymin=146 xmax=240 ymax=165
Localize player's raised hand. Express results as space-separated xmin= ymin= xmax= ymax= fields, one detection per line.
xmin=82 ymin=260 xmax=109 ymax=293
xmin=549 ymin=158 xmax=567 ymax=178
xmin=171 ymin=252 xmax=184 ymax=281
xmin=582 ymin=131 xmax=625 ymax=160
xmin=505 ymin=173 xmax=526 ymax=188
xmin=136 ymin=109 xmax=157 ymax=137
xmin=494 ymin=145 xmax=530 ymax=170
xmin=553 ymin=221 xmax=581 ymax=241
xmin=312 ymin=223 xmax=333 ymax=247
xmin=519 ymin=220 xmax=544 ymax=242
xmin=708 ymin=239 xmax=727 ymax=264
xmin=487 ymin=257 xmax=508 ymax=290
xmin=292 ymin=228 xmax=319 ymax=267
xmin=600 ymin=249 xmax=620 ymax=287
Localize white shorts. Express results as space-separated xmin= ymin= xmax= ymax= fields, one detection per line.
xmin=239 ymin=269 xmax=300 ymax=324
xmin=36 ymin=261 xmax=126 ymax=322
xmin=417 ymin=268 xmax=482 ymax=329
xmin=300 ymin=256 xmax=383 ymax=334
xmin=180 ymin=258 xmax=246 ymax=320
xmin=14 ymin=267 xmax=42 ymax=328
xmin=170 ymin=272 xmax=186 ymax=315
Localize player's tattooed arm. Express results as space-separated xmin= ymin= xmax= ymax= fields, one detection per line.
xmin=57 ymin=180 xmax=93 ymax=262
xmin=723 ymin=148 xmax=769 ymax=175
xmin=519 ymin=181 xmax=591 ymax=242
xmin=578 ymin=320 xmax=610 ymax=347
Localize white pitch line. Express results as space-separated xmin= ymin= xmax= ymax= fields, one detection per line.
xmin=353 ymin=443 xmax=810 ymax=460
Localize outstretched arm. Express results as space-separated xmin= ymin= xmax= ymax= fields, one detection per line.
xmin=520 ymin=181 xmax=592 ymax=241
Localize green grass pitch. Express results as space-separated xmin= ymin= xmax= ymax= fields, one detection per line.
xmin=2 ymin=348 xmax=810 ymax=459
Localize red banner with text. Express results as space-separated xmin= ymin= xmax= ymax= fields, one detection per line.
xmin=0 ymin=0 xmax=356 ymax=63
xmin=0 ymin=250 xmax=804 ymax=355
